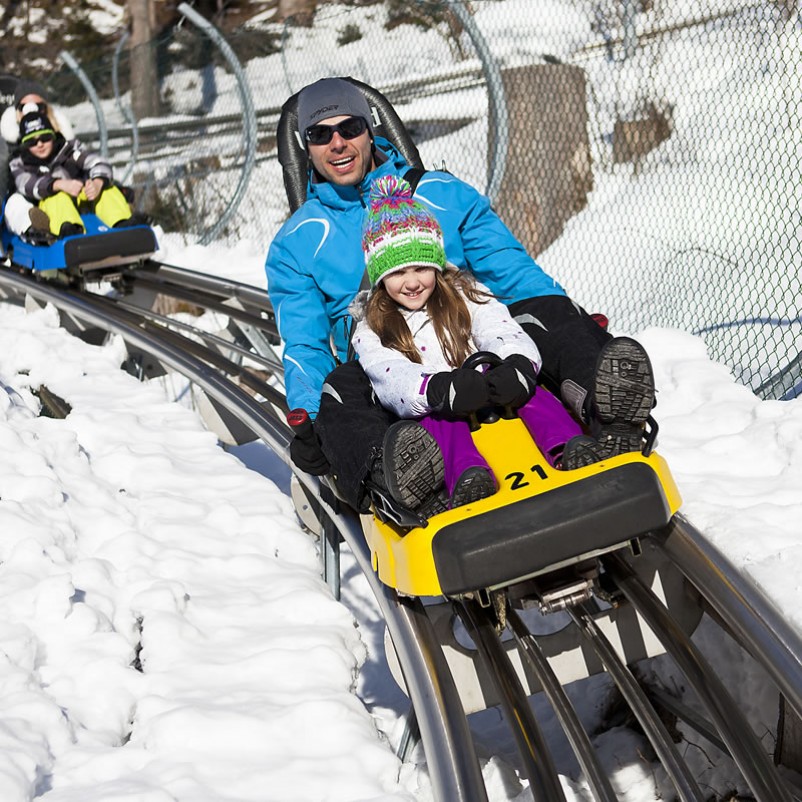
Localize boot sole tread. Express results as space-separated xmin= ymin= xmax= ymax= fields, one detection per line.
xmin=383 ymin=423 xmax=445 ymax=510
xmin=594 ymin=338 xmax=655 ymax=426
xmin=451 ymin=467 xmax=496 ymax=508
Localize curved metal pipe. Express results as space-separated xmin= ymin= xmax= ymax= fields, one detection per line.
xmin=59 ymin=50 xmax=109 ymax=157
xmin=112 ymin=31 xmax=140 ymax=186
xmin=606 ymin=551 xmax=793 ymax=802
xmin=449 ymin=1 xmax=509 ymax=205
xmin=506 ymin=607 xmax=618 ymax=802
xmin=458 ymin=599 xmax=565 ymax=802
xmin=9 ymin=265 xmax=802 ymax=798
xmin=569 ymin=603 xmax=705 ymax=802
xmin=122 ymin=272 xmax=278 ymax=335
xmin=177 ymin=3 xmax=257 ymax=245
xmin=113 ymin=298 xmax=282 ymax=375
xmin=129 ymin=263 xmax=274 ymax=312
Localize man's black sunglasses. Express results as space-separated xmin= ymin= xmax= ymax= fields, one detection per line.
xmin=304 ymin=116 xmax=368 ymax=146
xmin=23 ymin=133 xmax=55 ymax=149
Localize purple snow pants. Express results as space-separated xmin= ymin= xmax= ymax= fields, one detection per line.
xmin=420 ymin=388 xmax=583 ymax=495
xmin=517 ymin=387 xmax=584 ymax=461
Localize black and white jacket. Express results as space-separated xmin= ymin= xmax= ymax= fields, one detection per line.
xmin=9 ymin=134 xmax=113 ymax=202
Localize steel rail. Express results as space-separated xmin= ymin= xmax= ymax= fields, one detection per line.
xmin=458 ymin=599 xmax=566 ymax=802
xmin=568 ymin=602 xmax=705 ymax=802
xmin=128 ymin=262 xmax=275 ymax=314
xmin=121 ymin=262 xmax=282 ymax=372
xmin=506 ymin=607 xmax=618 ymax=802
xmin=6 ymin=266 xmax=802 ymax=798
xmin=100 ymin=256 xmax=802 ymax=671
xmin=113 ymin=268 xmax=793 ymax=799
xmin=605 ymin=551 xmax=794 ymax=802
xmin=112 ymin=297 xmax=284 ymax=377
xmin=0 ymin=269 xmax=489 ymax=802
xmin=657 ymin=514 xmax=802 ymax=719
xmin=120 ymin=271 xmax=279 ymax=338
xmin=82 ymin=291 xmax=288 ymax=413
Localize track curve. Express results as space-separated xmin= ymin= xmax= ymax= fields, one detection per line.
xmin=2 ymin=264 xmax=802 ymax=801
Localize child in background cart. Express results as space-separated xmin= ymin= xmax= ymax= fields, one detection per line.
xmin=1 ymin=78 xmax=76 ymax=243
xmin=9 ymin=108 xmax=141 ymax=239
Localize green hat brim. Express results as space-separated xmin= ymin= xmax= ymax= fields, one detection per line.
xmin=21 ymin=128 xmax=55 ymax=145
xmin=367 ymin=239 xmax=446 ymax=286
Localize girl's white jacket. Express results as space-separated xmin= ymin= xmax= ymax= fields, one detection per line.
xmin=351 ymin=280 xmax=542 ymax=418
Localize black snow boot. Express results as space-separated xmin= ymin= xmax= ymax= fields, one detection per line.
xmin=450 ymin=467 xmax=497 ymax=508
xmin=587 ymin=337 xmax=655 ymax=460
xmin=561 ymin=435 xmax=607 ymax=470
xmin=381 ymin=421 xmax=446 ymax=512
xmin=364 ymin=422 xmax=448 ymax=526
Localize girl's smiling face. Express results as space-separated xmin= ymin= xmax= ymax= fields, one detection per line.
xmin=27 ymin=136 xmax=54 ymax=160
xmin=381 ymin=266 xmax=437 ymax=311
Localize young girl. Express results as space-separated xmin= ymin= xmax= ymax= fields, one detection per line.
xmin=9 ymin=109 xmax=135 ymax=239
xmin=351 ymin=175 xmax=593 ymax=515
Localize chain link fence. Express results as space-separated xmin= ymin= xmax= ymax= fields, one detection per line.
xmin=17 ymin=0 xmax=802 ymax=398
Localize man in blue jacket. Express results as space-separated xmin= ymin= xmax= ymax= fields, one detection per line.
xmin=265 ymin=77 xmax=654 ymax=513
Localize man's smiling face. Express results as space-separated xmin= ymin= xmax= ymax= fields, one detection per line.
xmin=307 ymin=115 xmax=374 ymax=186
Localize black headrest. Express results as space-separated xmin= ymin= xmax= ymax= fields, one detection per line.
xmin=277 ymin=76 xmax=424 ymax=214
xmin=0 ymin=75 xmax=19 ymax=118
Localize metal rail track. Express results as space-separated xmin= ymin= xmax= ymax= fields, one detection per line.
xmin=0 ymin=267 xmax=489 ymax=802
xmin=3 ymin=264 xmax=802 ymax=801
xmin=79 ymin=63 xmax=488 ymax=168
xmin=451 ymin=544 xmax=797 ymax=802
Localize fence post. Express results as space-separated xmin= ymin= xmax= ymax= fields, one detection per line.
xmin=59 ymin=50 xmax=108 ymax=158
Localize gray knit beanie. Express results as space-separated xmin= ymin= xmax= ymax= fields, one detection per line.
xmin=14 ymin=79 xmax=47 ymax=106
xmin=297 ymin=78 xmax=374 ymax=140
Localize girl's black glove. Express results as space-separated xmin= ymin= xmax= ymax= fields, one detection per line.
xmin=287 ymin=409 xmax=331 ymax=475
xmin=485 ymin=354 xmax=538 ymax=408
xmin=426 ymin=368 xmax=491 ymax=417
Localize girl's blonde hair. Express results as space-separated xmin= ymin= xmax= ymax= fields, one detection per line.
xmin=365 ymin=268 xmax=493 ymax=367
xmin=16 ymin=99 xmax=63 ymax=134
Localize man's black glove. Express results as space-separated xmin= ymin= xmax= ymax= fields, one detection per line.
xmin=287 ymin=409 xmax=331 ymax=475
xmin=486 ymin=354 xmax=539 ymax=408
xmin=426 ymin=368 xmax=491 ymax=417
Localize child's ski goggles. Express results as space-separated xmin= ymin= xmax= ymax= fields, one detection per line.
xmin=22 ymin=131 xmax=55 ymax=149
